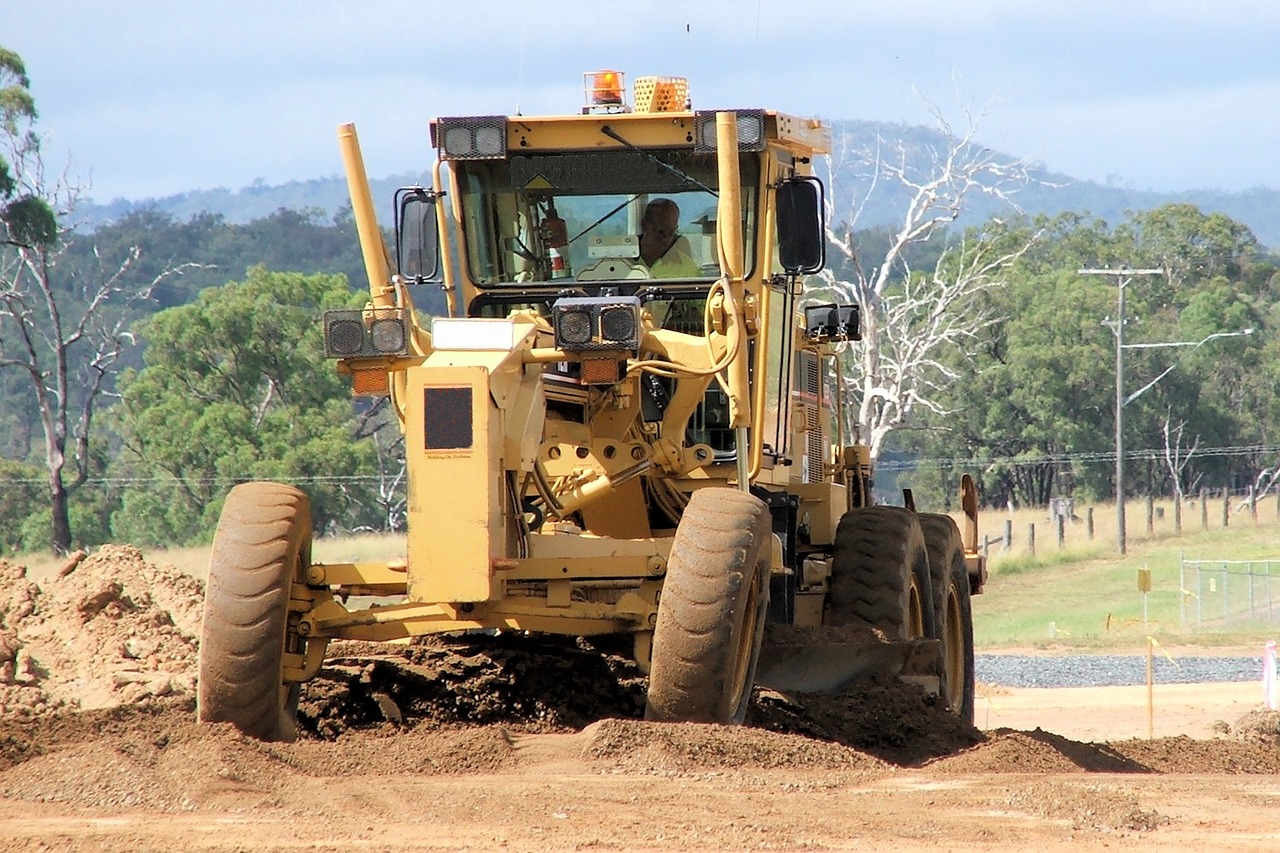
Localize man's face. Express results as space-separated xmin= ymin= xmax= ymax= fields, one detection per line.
xmin=640 ymin=211 xmax=675 ymax=264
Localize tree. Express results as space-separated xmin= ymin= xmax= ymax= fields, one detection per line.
xmin=0 ymin=46 xmax=193 ymax=553
xmin=111 ymin=267 xmax=387 ymax=544
xmin=816 ymin=99 xmax=1040 ymax=462
xmin=902 ymin=206 xmax=1276 ymax=510
xmin=0 ymin=49 xmax=55 ymax=248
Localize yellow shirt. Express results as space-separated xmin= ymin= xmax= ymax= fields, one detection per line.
xmin=648 ymin=244 xmax=701 ymax=278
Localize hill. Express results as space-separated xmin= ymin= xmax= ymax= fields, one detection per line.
xmin=77 ymin=119 xmax=1280 ymax=249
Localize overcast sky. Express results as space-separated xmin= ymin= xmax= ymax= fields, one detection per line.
xmin=7 ymin=1 xmax=1280 ymax=202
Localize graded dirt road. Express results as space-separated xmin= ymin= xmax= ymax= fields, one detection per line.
xmin=2 ymin=547 xmax=1280 ymax=852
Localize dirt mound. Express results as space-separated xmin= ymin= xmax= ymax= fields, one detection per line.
xmin=581 ymin=717 xmax=888 ymax=774
xmin=300 ymin=634 xmax=648 ymax=738
xmin=0 ymin=547 xmax=203 ymax=717
xmin=749 ymin=673 xmax=983 ymax=765
xmin=300 ymin=633 xmax=980 ymax=765
xmin=928 ymin=728 xmax=1148 ymax=773
xmin=1232 ymin=708 xmax=1280 ymax=745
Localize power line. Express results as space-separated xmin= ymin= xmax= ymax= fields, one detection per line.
xmin=878 ymin=443 xmax=1280 ymax=471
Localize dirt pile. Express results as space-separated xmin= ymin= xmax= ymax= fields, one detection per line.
xmin=299 ymin=633 xmax=981 ymax=765
xmin=0 ymin=546 xmax=203 ymax=717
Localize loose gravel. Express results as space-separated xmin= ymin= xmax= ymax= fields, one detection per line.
xmin=977 ymin=654 xmax=1269 ymax=688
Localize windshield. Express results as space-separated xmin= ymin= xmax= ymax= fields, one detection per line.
xmin=452 ymin=150 xmax=759 ymax=287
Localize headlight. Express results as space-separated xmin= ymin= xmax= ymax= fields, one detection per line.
xmin=551 ymin=295 xmax=642 ymax=353
xmin=434 ymin=116 xmax=508 ymax=160
xmin=371 ymin=317 xmax=407 ymax=353
xmin=694 ymin=109 xmax=766 ymax=153
xmin=323 ymin=308 xmax=412 ymax=358
xmin=555 ymin=309 xmax=593 ymax=346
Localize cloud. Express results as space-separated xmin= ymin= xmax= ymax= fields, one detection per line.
xmin=7 ymin=0 xmax=1280 ymax=198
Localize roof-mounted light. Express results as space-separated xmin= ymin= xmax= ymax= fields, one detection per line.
xmin=434 ymin=115 xmax=508 ymax=160
xmin=583 ymin=70 xmax=627 ymax=114
xmin=693 ymin=109 xmax=767 ymax=153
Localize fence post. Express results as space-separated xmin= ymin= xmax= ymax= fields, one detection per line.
xmin=1086 ymin=506 xmax=1095 ymax=540
xmin=1003 ymin=519 xmax=1012 ymax=551
xmin=1028 ymin=523 xmax=1036 ymax=557
xmin=1201 ymin=487 xmax=1209 ymax=530
xmin=1179 ymin=551 xmax=1186 ymax=634
xmin=1196 ymin=562 xmax=1203 ymax=630
xmin=1146 ymin=495 xmax=1154 ymax=534
xmin=1223 ymin=491 xmax=1230 ymax=529
xmin=1222 ymin=563 xmax=1230 ymax=625
xmin=1057 ymin=514 xmax=1065 ymax=549
xmin=1250 ymin=562 xmax=1256 ymax=620
xmin=981 ymin=535 xmax=989 ymax=559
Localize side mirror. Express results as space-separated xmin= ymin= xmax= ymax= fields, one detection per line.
xmin=776 ymin=176 xmax=825 ymax=275
xmin=395 ymin=188 xmax=440 ymax=282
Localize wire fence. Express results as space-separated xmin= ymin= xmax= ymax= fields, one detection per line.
xmin=1180 ymin=557 xmax=1280 ymax=632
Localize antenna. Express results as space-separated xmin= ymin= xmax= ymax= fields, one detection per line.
xmin=516 ymin=29 xmax=526 ymax=115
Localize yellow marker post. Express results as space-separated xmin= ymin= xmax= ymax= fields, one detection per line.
xmin=1138 ymin=567 xmax=1152 ymax=630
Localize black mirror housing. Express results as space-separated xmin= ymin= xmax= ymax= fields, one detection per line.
xmin=776 ymin=176 xmax=825 ymax=275
xmin=395 ymin=188 xmax=441 ymax=282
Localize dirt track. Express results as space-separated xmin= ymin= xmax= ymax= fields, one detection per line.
xmin=3 ymin=547 xmax=1280 ymax=851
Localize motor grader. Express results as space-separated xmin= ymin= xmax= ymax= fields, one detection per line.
xmin=196 ymin=72 xmax=986 ymax=742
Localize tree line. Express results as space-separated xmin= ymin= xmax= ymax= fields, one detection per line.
xmin=4 ymin=44 xmax=1279 ymax=554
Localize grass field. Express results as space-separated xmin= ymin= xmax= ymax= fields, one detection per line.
xmin=19 ymin=495 xmax=1279 ymax=652
xmin=970 ymin=495 xmax=1280 ymax=650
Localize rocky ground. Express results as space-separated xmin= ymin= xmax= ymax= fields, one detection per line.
xmin=2 ymin=546 xmax=1279 ymax=851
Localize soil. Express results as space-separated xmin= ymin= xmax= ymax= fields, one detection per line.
xmin=3 ymin=548 xmax=1280 ymax=851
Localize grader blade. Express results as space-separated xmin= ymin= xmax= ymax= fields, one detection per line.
xmin=753 ymin=634 xmax=941 ymax=694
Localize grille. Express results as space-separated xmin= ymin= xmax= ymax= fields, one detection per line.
xmin=555 ymin=310 xmax=592 ymax=345
xmin=600 ymin=306 xmax=637 ymax=343
xmin=327 ymin=318 xmax=365 ymax=356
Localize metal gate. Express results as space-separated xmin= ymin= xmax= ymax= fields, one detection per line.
xmin=1180 ymin=555 xmax=1280 ymax=632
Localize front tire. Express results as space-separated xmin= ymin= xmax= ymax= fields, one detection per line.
xmin=645 ymin=488 xmax=771 ymax=724
xmin=197 ymin=482 xmax=312 ymax=742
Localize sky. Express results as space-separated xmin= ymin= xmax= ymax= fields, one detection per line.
xmin=6 ymin=1 xmax=1280 ymax=203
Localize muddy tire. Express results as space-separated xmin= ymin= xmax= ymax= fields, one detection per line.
xmin=919 ymin=512 xmax=974 ymax=721
xmin=197 ymin=482 xmax=311 ymax=742
xmin=645 ymin=488 xmax=771 ymax=725
xmin=829 ymin=506 xmax=932 ymax=640
xmin=918 ymin=513 xmax=959 ymax=638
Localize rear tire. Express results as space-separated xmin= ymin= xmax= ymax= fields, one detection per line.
xmin=829 ymin=506 xmax=932 ymax=640
xmin=645 ymin=488 xmax=771 ymax=724
xmin=919 ymin=513 xmax=975 ymax=723
xmin=197 ymin=482 xmax=311 ymax=742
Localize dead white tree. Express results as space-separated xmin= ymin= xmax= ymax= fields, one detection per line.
xmin=1161 ymin=410 xmax=1201 ymax=501
xmin=812 ymin=98 xmax=1042 ymax=461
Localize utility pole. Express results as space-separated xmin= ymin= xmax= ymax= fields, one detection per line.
xmin=1079 ymin=266 xmax=1162 ymax=555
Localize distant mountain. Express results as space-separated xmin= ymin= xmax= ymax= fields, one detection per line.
xmin=78 ymin=120 xmax=1280 ymax=249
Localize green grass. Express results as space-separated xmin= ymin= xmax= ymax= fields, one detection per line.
xmin=974 ymin=516 xmax=1280 ymax=650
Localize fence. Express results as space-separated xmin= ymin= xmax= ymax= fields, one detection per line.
xmin=1179 ymin=555 xmax=1280 ymax=632
xmin=973 ymin=490 xmax=1280 ymax=559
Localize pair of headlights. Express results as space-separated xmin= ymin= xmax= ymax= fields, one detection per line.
xmin=551 ymin=295 xmax=642 ymax=353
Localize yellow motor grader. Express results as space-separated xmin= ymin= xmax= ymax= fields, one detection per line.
xmin=196 ymin=72 xmax=986 ymax=741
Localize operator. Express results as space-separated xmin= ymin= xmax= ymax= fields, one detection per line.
xmin=639 ymin=198 xmax=701 ymax=278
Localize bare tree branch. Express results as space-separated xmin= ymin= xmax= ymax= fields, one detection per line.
xmin=813 ymin=96 xmax=1042 ymax=460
